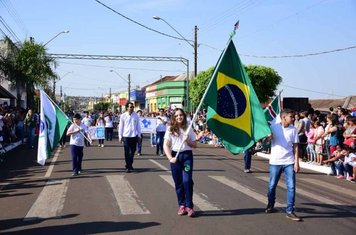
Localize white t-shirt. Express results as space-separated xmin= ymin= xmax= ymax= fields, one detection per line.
xmin=68 ymin=123 xmax=86 ymax=147
xmin=164 ymin=126 xmax=196 ymax=152
xmin=156 ymin=115 xmax=168 ymax=132
xmin=104 ymin=116 xmax=114 ymax=128
xmin=270 ymin=123 xmax=299 ymax=165
xmin=82 ymin=116 xmax=92 ymax=127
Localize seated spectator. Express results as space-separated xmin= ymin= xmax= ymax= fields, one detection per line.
xmin=323 ymin=144 xmax=344 ymax=176
xmin=343 ymin=146 xmax=355 ymax=181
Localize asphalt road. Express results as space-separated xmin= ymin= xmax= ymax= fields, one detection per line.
xmin=0 ymin=135 xmax=355 ymax=235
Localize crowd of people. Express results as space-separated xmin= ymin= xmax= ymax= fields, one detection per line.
xmin=293 ymin=106 xmax=356 ymax=181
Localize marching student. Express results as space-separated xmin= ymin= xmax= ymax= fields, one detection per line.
xmin=66 ymin=113 xmax=88 ymax=176
xmin=163 ymin=108 xmax=197 ymax=217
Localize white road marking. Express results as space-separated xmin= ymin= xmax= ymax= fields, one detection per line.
xmin=44 ymin=148 xmax=61 ymax=178
xmin=0 ymin=182 xmax=9 ymax=190
xmin=299 ymin=178 xmax=356 ymax=197
xmin=149 ymin=159 xmax=169 ymax=171
xmin=160 ymin=175 xmax=222 ymax=211
xmin=209 ymin=175 xmax=284 ymax=208
xmin=24 ymin=179 xmax=69 ymax=221
xmin=106 ymin=175 xmax=150 ymax=215
xmin=256 ymin=176 xmax=345 ymax=206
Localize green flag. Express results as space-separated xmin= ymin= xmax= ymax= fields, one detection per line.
xmin=264 ymin=95 xmax=281 ymax=124
xmin=37 ymin=90 xmax=69 ymax=165
xmin=203 ymin=40 xmax=271 ymax=154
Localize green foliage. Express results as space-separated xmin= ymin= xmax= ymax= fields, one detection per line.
xmin=93 ymin=102 xmax=112 ymax=112
xmin=0 ymin=36 xmax=57 ymax=108
xmin=244 ymin=65 xmax=282 ymax=103
xmin=189 ymin=67 xmax=214 ymax=107
xmin=189 ymin=64 xmax=282 ymax=106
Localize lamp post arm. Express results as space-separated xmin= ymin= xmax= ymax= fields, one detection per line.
xmin=160 ymin=18 xmax=194 ymax=48
xmin=44 ymin=30 xmax=69 ymax=46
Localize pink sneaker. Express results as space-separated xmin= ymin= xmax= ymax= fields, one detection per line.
xmin=177 ymin=206 xmax=187 ymax=216
xmin=337 ymin=175 xmax=346 ymax=179
xmin=346 ymin=176 xmax=355 ymax=181
xmin=186 ymin=207 xmax=195 ymax=217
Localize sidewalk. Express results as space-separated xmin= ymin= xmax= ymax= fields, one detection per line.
xmin=257 ymin=152 xmax=330 ymax=174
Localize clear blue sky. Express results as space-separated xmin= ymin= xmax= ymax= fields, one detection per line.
xmin=1 ymin=0 xmax=355 ymax=100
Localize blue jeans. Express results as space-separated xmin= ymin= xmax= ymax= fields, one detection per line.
xmin=27 ymin=127 xmax=35 ymax=147
xmin=243 ymin=148 xmax=252 ymax=170
xmin=170 ymin=150 xmax=194 ymax=208
xmin=137 ymin=134 xmax=143 ymax=154
xmin=123 ymin=136 xmax=138 ymax=170
xmin=156 ymin=131 xmax=165 ymax=155
xmin=267 ymin=164 xmax=296 ymax=213
xmin=70 ymin=145 xmax=84 ymax=174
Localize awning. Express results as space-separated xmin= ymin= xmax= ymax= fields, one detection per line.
xmin=0 ymin=85 xmax=16 ymax=99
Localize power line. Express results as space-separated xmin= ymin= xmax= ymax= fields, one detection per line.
xmin=280 ymin=83 xmax=344 ymax=97
xmin=1 ymin=0 xmax=30 ymax=37
xmin=94 ymin=0 xmax=194 ymax=44
xmin=240 ymin=45 xmax=356 ymax=58
xmin=0 ymin=16 xmax=21 ymax=42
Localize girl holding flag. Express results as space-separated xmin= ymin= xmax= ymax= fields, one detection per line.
xmin=163 ymin=108 xmax=197 ymax=217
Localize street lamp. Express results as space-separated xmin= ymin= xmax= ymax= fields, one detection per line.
xmin=44 ymin=30 xmax=69 ymax=46
xmin=153 ymin=16 xmax=197 ymax=110
xmin=53 ymin=71 xmax=73 ymax=99
xmin=109 ymin=70 xmax=131 ymax=103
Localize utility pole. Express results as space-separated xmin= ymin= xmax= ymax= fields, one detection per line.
xmin=52 ymin=80 xmax=56 ymax=99
xmin=128 ymin=74 xmax=131 ymax=102
xmin=194 ymin=25 xmax=198 ymax=77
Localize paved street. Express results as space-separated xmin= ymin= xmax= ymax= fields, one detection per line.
xmin=0 ymin=136 xmax=355 ymax=235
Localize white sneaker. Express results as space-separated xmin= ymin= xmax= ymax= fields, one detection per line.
xmin=98 ymin=144 xmax=101 ymax=147
xmin=101 ymin=144 xmax=104 ymax=147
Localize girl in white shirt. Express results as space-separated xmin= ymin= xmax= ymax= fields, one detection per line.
xmin=163 ymin=108 xmax=197 ymax=217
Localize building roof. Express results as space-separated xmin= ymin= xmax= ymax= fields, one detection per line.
xmin=310 ymin=96 xmax=356 ymax=111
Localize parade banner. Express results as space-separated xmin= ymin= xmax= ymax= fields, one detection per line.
xmin=139 ymin=117 xmax=157 ymax=134
xmin=87 ymin=126 xmax=105 ymax=139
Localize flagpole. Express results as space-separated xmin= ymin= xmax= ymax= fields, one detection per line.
xmin=42 ymin=91 xmax=92 ymax=144
xmin=171 ymin=23 xmax=239 ymax=162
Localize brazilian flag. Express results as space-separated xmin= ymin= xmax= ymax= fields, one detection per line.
xmin=203 ymin=40 xmax=271 ymax=154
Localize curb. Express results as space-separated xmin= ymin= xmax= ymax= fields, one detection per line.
xmin=2 ymin=140 xmax=25 ymax=153
xmin=256 ymin=152 xmax=330 ymax=174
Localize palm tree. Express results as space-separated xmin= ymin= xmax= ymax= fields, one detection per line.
xmin=16 ymin=38 xmax=58 ymax=109
xmin=0 ymin=36 xmax=58 ymax=109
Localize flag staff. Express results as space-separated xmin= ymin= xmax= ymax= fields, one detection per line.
xmin=41 ymin=90 xmax=92 ymax=144
xmin=170 ymin=21 xmax=239 ymax=162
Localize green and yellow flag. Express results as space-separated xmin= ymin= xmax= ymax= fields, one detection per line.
xmin=203 ymin=40 xmax=270 ymax=154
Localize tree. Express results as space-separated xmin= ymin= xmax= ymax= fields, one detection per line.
xmin=0 ymin=36 xmax=58 ymax=109
xmin=93 ymin=102 xmax=112 ymax=113
xmin=189 ymin=66 xmax=214 ymax=108
xmin=189 ymin=64 xmax=282 ymax=107
xmin=244 ymin=65 xmax=282 ymax=103
xmin=16 ymin=38 xmax=58 ymax=109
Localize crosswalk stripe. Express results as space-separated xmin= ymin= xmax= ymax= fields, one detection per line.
xmin=299 ymin=178 xmax=356 ymax=196
xmin=44 ymin=148 xmax=61 ymax=178
xmin=209 ymin=176 xmax=284 ymax=208
xmin=149 ymin=159 xmax=169 ymax=171
xmin=106 ymin=175 xmax=150 ymax=215
xmin=0 ymin=182 xmax=9 ymax=190
xmin=24 ymin=179 xmax=69 ymax=221
xmin=256 ymin=176 xmax=345 ymax=206
xmin=159 ymin=175 xmax=221 ymax=211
